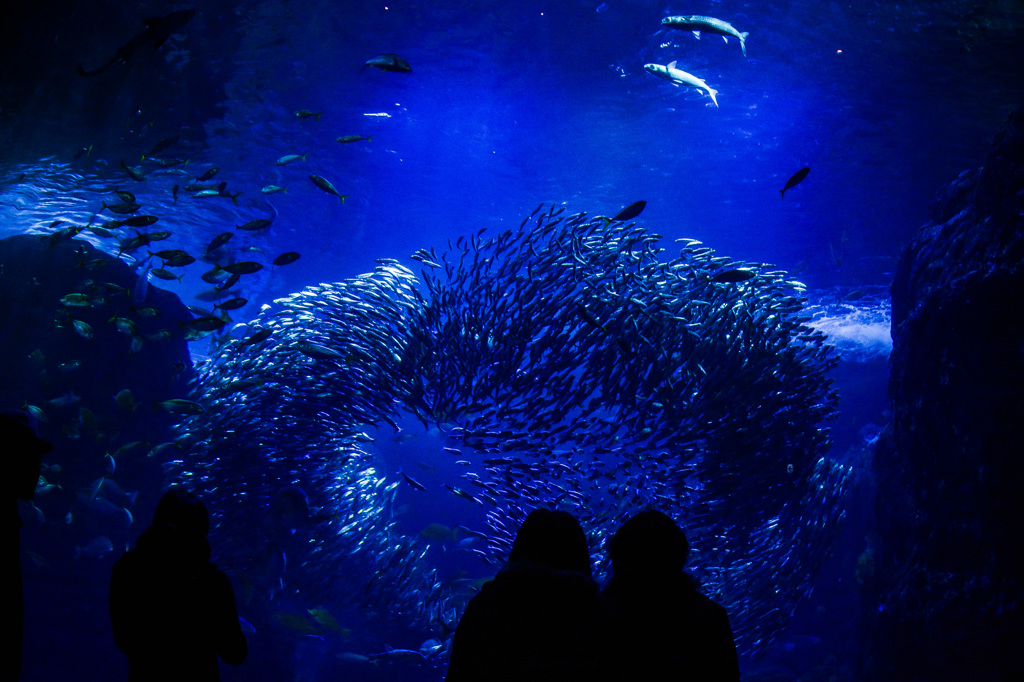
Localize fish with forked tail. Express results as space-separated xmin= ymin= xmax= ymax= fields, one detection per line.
xmin=644 ymin=62 xmax=719 ymax=107
xmin=662 ymin=15 xmax=749 ymax=57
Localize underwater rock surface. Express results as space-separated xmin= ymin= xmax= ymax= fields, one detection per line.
xmin=177 ymin=206 xmax=851 ymax=664
xmin=873 ymin=108 xmax=1024 ymax=681
xmin=0 ymin=233 xmax=194 ymax=680
xmin=0 ymin=234 xmax=194 ymax=522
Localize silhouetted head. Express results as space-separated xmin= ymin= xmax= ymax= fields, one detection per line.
xmin=153 ymin=488 xmax=210 ymax=536
xmin=609 ymin=510 xmax=689 ymax=579
xmin=509 ymin=509 xmax=592 ymax=578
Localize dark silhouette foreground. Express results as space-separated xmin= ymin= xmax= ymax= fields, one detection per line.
xmin=600 ymin=510 xmax=740 ymax=681
xmin=109 ymin=488 xmax=246 ymax=681
xmin=3 ymin=409 xmax=51 ymax=681
xmin=446 ymin=509 xmax=603 ymax=682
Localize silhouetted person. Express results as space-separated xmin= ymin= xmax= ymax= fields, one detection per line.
xmin=446 ymin=509 xmax=604 ymax=682
xmin=109 ymin=488 xmax=247 ymax=681
xmin=600 ymin=510 xmax=740 ymax=681
xmin=3 ymin=409 xmax=51 ymax=681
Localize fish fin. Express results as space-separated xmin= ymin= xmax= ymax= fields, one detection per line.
xmin=668 ymin=60 xmax=677 ymax=69
xmin=722 ymin=36 xmax=728 ymax=43
xmin=692 ymin=30 xmax=701 ymax=39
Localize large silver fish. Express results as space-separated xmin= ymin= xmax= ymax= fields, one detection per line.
xmin=644 ymin=61 xmax=719 ymax=107
xmin=662 ymin=15 xmax=750 ymax=57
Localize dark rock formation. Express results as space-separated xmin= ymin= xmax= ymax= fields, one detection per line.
xmin=868 ymin=109 xmax=1024 ymax=681
xmin=0 ymin=233 xmax=195 ymax=681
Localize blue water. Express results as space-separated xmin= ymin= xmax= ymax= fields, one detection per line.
xmin=3 ymin=1 xmax=1021 ymax=680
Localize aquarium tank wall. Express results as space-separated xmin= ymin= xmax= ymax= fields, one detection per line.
xmin=2 ymin=1 xmax=1021 ymax=681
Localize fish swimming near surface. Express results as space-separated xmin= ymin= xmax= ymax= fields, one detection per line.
xmin=121 ymin=215 xmax=159 ymax=228
xmin=102 ymin=201 xmax=141 ymax=215
xmin=780 ymin=167 xmax=810 ymax=198
xmin=361 ymin=53 xmax=412 ymax=73
xmin=78 ymin=9 xmax=196 ymax=77
xmin=644 ymin=62 xmax=719 ymax=107
xmin=662 ymin=15 xmax=750 ymax=57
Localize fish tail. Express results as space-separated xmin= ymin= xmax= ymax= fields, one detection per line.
xmin=780 ymin=189 xmax=786 ymax=198
xmin=708 ymin=88 xmax=719 ymax=107
xmin=740 ymin=32 xmax=749 ymax=57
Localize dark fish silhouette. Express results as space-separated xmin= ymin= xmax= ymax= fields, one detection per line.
xmin=272 ymin=252 xmax=301 ymax=267
xmin=780 ymin=167 xmax=810 ymax=198
xmin=611 ymin=200 xmax=647 ymax=222
xmin=711 ymin=269 xmax=756 ymax=283
xmin=360 ymin=53 xmax=412 ymax=73
xmin=78 ymin=9 xmax=196 ymax=77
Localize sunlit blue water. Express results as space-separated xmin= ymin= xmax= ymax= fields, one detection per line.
xmin=3 ymin=1 xmax=1021 ymax=680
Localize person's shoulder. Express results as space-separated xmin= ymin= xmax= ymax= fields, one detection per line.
xmin=197 ymin=560 xmax=231 ymax=584
xmin=111 ymin=545 xmax=137 ymax=572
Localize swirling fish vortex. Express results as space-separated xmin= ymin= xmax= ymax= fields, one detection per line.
xmin=174 ymin=205 xmax=850 ymax=656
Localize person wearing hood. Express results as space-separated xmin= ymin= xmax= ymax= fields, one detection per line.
xmin=446 ymin=508 xmax=604 ymax=682
xmin=109 ymin=488 xmax=247 ymax=681
xmin=599 ymin=510 xmax=739 ymax=681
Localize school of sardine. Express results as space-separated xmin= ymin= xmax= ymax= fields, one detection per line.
xmin=167 ymin=204 xmax=850 ymax=657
